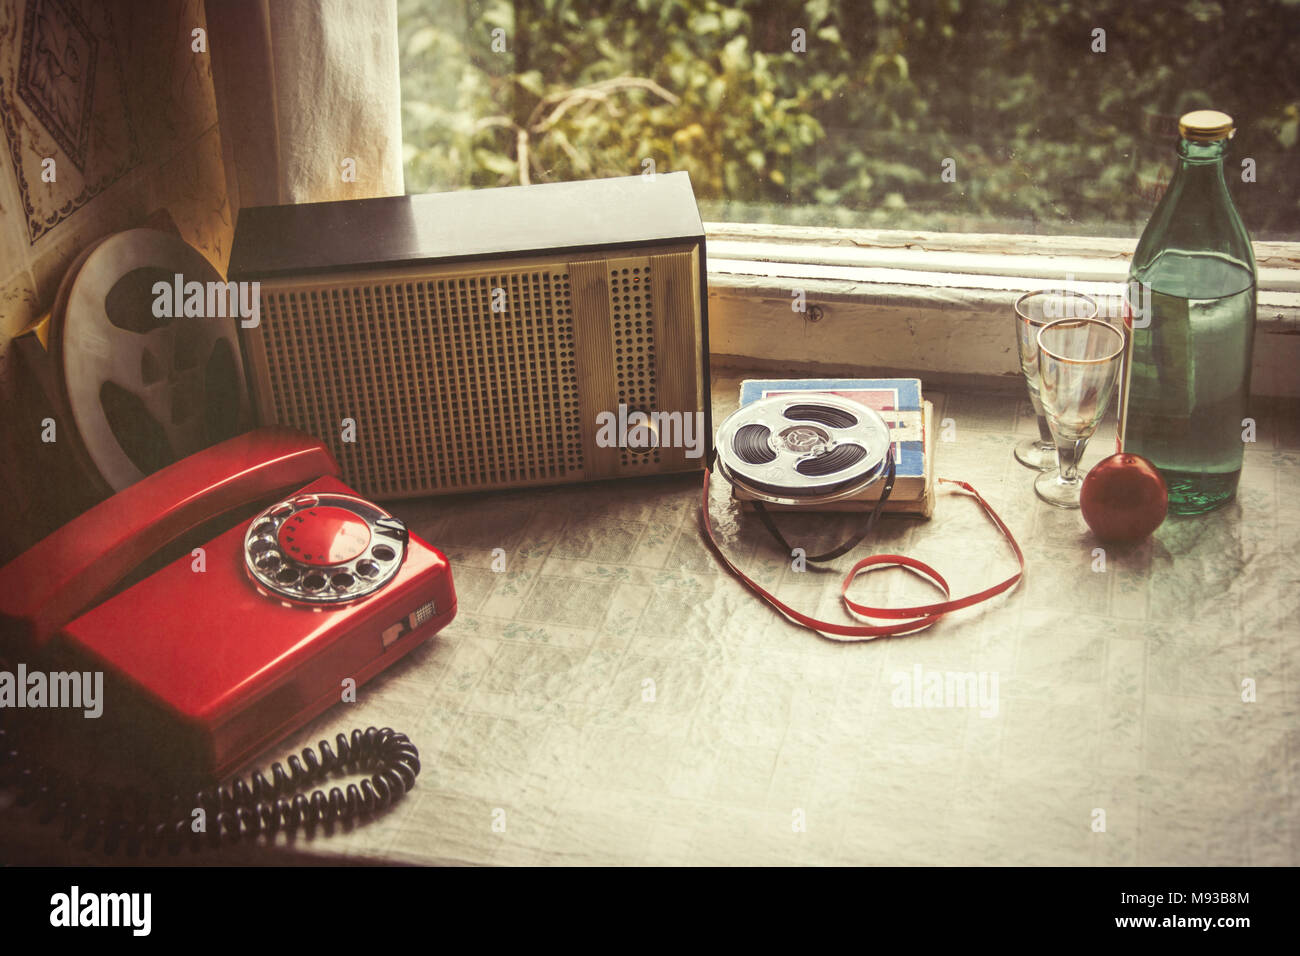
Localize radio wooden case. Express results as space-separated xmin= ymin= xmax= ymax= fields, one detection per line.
xmin=228 ymin=173 xmax=711 ymax=499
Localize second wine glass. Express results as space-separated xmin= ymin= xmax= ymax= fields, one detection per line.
xmin=1034 ymin=317 xmax=1126 ymax=508
xmin=1013 ymin=290 xmax=1099 ymax=470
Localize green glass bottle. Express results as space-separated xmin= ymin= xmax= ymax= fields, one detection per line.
xmin=1120 ymin=110 xmax=1257 ymax=514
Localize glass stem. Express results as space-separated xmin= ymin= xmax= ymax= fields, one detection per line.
xmin=1056 ymin=438 xmax=1087 ymax=483
xmin=1035 ymin=414 xmax=1054 ymax=445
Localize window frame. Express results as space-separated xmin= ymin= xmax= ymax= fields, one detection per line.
xmin=703 ymin=222 xmax=1300 ymax=397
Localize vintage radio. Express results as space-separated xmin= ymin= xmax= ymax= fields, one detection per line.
xmin=228 ymin=173 xmax=712 ymax=500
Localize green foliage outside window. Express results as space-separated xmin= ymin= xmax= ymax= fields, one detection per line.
xmin=400 ymin=0 xmax=1300 ymax=239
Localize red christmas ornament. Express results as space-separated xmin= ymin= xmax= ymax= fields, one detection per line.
xmin=1080 ymin=453 xmax=1169 ymax=543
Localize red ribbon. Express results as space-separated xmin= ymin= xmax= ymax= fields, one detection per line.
xmin=701 ymin=471 xmax=1025 ymax=641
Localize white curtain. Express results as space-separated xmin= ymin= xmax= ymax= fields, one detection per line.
xmin=206 ymin=0 xmax=405 ymax=211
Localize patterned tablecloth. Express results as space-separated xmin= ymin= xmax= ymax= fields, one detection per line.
xmin=6 ymin=372 xmax=1297 ymax=865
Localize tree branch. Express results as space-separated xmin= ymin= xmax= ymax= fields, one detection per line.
xmin=528 ymin=76 xmax=681 ymax=134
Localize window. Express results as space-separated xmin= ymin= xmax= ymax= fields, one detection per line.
xmin=399 ymin=0 xmax=1299 ymax=241
xmin=397 ymin=1 xmax=1300 ymax=397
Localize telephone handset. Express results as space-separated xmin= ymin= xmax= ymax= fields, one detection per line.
xmin=0 ymin=427 xmax=457 ymax=855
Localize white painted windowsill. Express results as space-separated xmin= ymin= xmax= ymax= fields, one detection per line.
xmin=704 ymin=222 xmax=1300 ymax=398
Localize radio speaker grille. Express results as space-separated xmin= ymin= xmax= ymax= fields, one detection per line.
xmin=259 ymin=268 xmax=582 ymax=496
xmin=610 ymin=261 xmax=659 ymax=468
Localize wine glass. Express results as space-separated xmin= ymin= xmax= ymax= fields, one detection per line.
xmin=1013 ymin=290 xmax=1098 ymax=470
xmin=1034 ymin=317 xmax=1126 ymax=508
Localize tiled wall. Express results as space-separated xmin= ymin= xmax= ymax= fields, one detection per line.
xmin=0 ymin=0 xmax=231 ymax=555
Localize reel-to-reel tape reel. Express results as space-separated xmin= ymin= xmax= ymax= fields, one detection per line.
xmin=49 ymin=228 xmax=252 ymax=496
xmin=704 ymin=391 xmax=1025 ymax=642
xmin=714 ymin=394 xmax=894 ymax=507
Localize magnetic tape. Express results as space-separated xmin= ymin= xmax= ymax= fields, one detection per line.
xmin=703 ymin=394 xmax=1026 ymax=642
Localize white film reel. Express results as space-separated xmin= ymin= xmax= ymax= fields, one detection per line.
xmin=715 ymin=394 xmax=893 ymax=506
xmin=50 ymin=228 xmax=251 ymax=493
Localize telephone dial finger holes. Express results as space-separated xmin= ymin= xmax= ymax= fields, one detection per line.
xmin=244 ymin=493 xmax=407 ymax=604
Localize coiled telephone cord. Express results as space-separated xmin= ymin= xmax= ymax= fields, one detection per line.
xmin=0 ymin=722 xmax=420 ymax=856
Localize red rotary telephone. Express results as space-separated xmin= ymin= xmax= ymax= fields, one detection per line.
xmin=0 ymin=427 xmax=456 ymax=854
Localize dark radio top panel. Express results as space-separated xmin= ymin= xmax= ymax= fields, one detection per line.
xmin=227 ymin=171 xmax=705 ymax=281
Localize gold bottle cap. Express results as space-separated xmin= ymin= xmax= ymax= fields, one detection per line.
xmin=1179 ymin=109 xmax=1234 ymax=142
